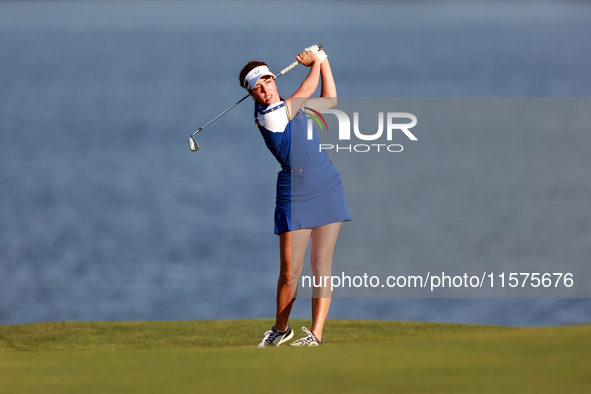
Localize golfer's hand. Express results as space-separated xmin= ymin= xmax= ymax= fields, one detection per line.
xmin=296 ymin=50 xmax=319 ymax=67
xmin=307 ymin=45 xmax=327 ymax=63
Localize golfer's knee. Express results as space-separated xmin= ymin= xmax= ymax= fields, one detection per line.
xmin=278 ymin=271 xmax=294 ymax=286
xmin=312 ymin=254 xmax=333 ymax=276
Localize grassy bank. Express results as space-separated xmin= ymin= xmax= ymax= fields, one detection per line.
xmin=1 ymin=320 xmax=589 ymax=393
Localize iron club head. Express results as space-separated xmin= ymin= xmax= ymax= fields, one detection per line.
xmin=189 ymin=136 xmax=199 ymax=151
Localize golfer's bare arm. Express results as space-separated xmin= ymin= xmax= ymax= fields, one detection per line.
xmin=305 ymin=59 xmax=337 ymax=111
xmin=285 ymin=51 xmax=321 ymax=120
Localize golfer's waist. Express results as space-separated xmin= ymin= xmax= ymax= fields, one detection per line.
xmin=280 ymin=160 xmax=332 ymax=173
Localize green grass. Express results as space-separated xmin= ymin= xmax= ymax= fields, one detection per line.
xmin=1 ymin=319 xmax=590 ymax=393
xmin=0 ymin=318 xmax=511 ymax=352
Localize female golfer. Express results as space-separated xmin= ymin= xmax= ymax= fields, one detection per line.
xmin=239 ymin=46 xmax=352 ymax=347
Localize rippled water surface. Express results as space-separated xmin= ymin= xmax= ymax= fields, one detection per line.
xmin=1 ymin=1 xmax=591 ymax=326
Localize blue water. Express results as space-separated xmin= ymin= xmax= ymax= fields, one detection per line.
xmin=1 ymin=1 xmax=590 ymax=327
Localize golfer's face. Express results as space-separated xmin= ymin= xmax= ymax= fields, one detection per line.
xmin=251 ymin=76 xmax=278 ymax=106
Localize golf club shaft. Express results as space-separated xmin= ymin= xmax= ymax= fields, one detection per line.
xmin=191 ymin=94 xmax=250 ymax=137
xmin=190 ymin=61 xmax=300 ymax=138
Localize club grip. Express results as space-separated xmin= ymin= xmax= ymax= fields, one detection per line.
xmin=275 ymin=60 xmax=299 ymax=78
xmin=274 ymin=45 xmax=322 ymax=78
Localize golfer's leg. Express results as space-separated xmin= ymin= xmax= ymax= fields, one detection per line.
xmin=309 ymin=222 xmax=341 ymax=339
xmin=276 ymin=228 xmax=311 ymax=331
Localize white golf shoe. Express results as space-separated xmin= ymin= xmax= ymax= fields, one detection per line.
xmin=289 ymin=327 xmax=322 ymax=346
xmin=256 ymin=322 xmax=294 ymax=348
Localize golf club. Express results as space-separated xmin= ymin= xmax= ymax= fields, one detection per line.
xmin=188 ymin=46 xmax=322 ymax=151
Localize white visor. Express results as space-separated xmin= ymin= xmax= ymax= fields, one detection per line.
xmin=243 ymin=65 xmax=274 ymax=90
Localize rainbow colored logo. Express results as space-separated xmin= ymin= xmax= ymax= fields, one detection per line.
xmin=303 ymin=107 xmax=328 ymax=131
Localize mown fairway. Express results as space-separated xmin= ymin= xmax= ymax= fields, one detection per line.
xmin=1 ymin=319 xmax=589 ymax=393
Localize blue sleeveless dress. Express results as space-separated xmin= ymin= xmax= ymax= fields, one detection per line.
xmin=256 ymin=101 xmax=352 ymax=234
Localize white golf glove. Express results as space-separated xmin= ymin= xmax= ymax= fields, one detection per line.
xmin=305 ymin=45 xmax=327 ymax=63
